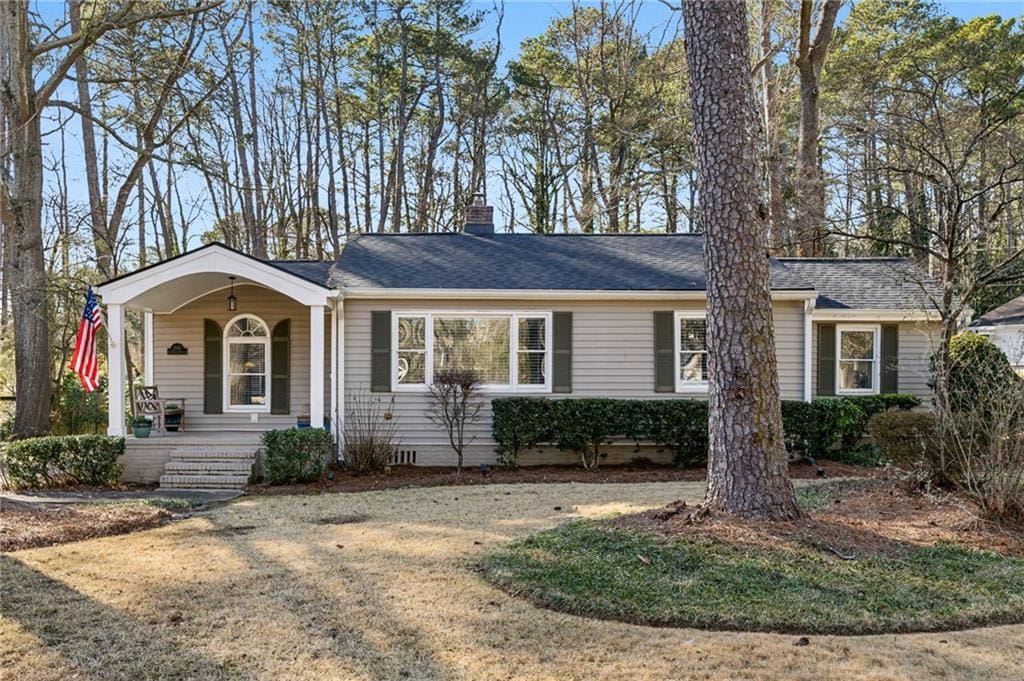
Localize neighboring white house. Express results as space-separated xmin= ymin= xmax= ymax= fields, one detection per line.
xmin=969 ymin=296 xmax=1024 ymax=374
xmin=94 ymin=203 xmax=943 ymax=485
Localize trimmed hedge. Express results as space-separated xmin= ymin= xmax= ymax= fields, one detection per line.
xmin=261 ymin=428 xmax=332 ymax=484
xmin=1 ymin=435 xmax=124 ymax=488
xmin=492 ymin=394 xmax=921 ymax=468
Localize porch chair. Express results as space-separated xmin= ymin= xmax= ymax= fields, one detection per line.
xmin=133 ymin=386 xmax=186 ymax=433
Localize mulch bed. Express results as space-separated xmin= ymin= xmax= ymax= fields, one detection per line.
xmin=249 ymin=458 xmax=872 ymax=496
xmin=0 ymin=504 xmax=175 ymax=552
xmin=609 ymin=476 xmax=1024 ymax=559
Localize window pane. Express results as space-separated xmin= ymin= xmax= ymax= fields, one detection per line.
xmin=680 ymin=319 xmax=706 ymax=352
xmin=398 ymin=317 xmax=425 ymax=350
xmin=230 ymin=375 xmax=266 ymax=405
xmin=228 ymin=317 xmax=267 ymax=337
xmin=434 ymin=317 xmax=510 ymax=384
xmin=229 ymin=343 xmax=265 ymax=374
xmin=841 ymin=331 xmax=874 ymax=360
xmin=397 ymin=351 xmax=425 ymax=384
xmin=680 ymin=352 xmax=707 ymax=383
xmin=518 ymin=352 xmax=546 ymax=385
xmin=839 ymin=360 xmax=874 ymax=390
xmin=518 ymin=317 xmax=546 ymax=351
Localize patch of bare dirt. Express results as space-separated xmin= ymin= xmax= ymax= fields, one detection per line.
xmin=609 ymin=477 xmax=1024 ymax=559
xmin=249 ymin=458 xmax=869 ymax=496
xmin=0 ymin=504 xmax=174 ymax=552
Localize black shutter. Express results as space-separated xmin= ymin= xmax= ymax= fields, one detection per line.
xmin=271 ymin=319 xmax=291 ymax=414
xmin=371 ymin=311 xmax=391 ymax=393
xmin=654 ymin=311 xmax=675 ymax=393
xmin=203 ymin=319 xmax=223 ymax=414
xmin=552 ymin=312 xmax=573 ymax=393
xmin=817 ymin=323 xmax=836 ymax=397
xmin=880 ymin=324 xmax=899 ymax=394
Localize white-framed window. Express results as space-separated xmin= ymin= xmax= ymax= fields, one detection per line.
xmin=224 ymin=314 xmax=271 ymax=411
xmin=675 ymin=310 xmax=709 ymax=392
xmin=391 ymin=311 xmax=552 ymax=392
xmin=836 ymin=324 xmax=880 ymax=395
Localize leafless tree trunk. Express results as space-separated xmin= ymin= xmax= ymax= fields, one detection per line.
xmin=793 ymin=0 xmax=840 ymax=256
xmin=681 ymin=0 xmax=800 ymax=520
xmin=760 ymin=0 xmax=786 ymax=253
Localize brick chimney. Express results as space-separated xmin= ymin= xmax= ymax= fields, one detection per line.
xmin=463 ymin=192 xmax=494 ymax=236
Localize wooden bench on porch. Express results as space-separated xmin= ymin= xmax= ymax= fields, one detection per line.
xmin=133 ymin=386 xmax=186 ymax=433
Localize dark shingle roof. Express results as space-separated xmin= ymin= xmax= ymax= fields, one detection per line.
xmin=336 ymin=233 xmax=812 ymax=291
xmin=263 ymin=235 xmax=938 ymax=312
xmin=270 ymin=260 xmax=338 ymax=287
xmin=970 ymin=296 xmax=1024 ymax=327
xmin=776 ymin=258 xmax=940 ymax=311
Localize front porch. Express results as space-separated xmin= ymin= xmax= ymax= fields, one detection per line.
xmin=95 ymin=244 xmax=343 ymax=444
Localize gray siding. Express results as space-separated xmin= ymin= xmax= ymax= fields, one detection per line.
xmin=342 ymin=298 xmax=806 ymax=466
xmin=151 ymin=285 xmax=330 ymax=430
xmin=810 ymin=321 xmax=937 ymax=399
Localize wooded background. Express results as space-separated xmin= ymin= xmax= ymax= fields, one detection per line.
xmin=1 ymin=0 xmax=1022 ymax=432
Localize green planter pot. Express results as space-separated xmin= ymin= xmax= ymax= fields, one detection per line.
xmin=132 ymin=422 xmax=152 ymax=438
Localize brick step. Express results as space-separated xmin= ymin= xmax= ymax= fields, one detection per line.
xmin=164 ymin=448 xmax=259 ymax=460
xmin=159 ymin=473 xmax=252 ymax=489
xmin=163 ymin=460 xmax=254 ymax=474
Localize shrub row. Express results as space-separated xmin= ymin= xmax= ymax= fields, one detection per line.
xmin=492 ymin=394 xmax=920 ymax=468
xmin=261 ymin=428 xmax=332 ymax=484
xmin=1 ymin=435 xmax=124 ymax=488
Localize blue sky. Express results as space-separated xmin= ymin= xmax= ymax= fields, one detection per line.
xmin=34 ymin=0 xmax=1024 ymax=253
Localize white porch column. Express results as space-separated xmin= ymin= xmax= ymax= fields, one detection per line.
xmin=310 ymin=305 xmax=325 ymax=428
xmin=335 ymin=298 xmax=345 ymax=460
xmin=107 ymin=303 xmax=126 ymax=436
xmin=803 ymin=298 xmax=817 ymax=402
xmin=143 ymin=311 xmax=154 ymax=385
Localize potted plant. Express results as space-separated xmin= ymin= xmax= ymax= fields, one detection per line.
xmin=132 ymin=416 xmax=153 ymax=438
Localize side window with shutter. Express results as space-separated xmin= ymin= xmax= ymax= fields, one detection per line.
xmin=271 ymin=319 xmax=291 ymax=414
xmin=817 ymin=323 xmax=836 ymax=397
xmin=371 ymin=311 xmax=391 ymax=392
xmin=552 ymin=311 xmax=573 ymax=393
xmin=654 ymin=311 xmax=675 ymax=392
xmin=880 ymin=324 xmax=899 ymax=394
xmin=203 ymin=319 xmax=223 ymax=414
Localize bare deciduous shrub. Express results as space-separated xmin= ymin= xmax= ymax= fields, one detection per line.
xmin=427 ymin=369 xmax=483 ymax=473
xmin=343 ymin=390 xmax=400 ymax=474
xmin=932 ymin=340 xmax=1024 ymax=525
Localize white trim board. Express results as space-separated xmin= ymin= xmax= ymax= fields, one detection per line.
xmin=342 ymin=288 xmax=819 ymax=302
xmin=811 ymin=309 xmax=939 ymax=322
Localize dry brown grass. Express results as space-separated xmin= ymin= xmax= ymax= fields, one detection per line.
xmin=2 ymin=481 xmax=1023 ymax=680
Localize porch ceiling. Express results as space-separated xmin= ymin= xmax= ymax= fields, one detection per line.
xmin=115 ymin=273 xmax=270 ymax=313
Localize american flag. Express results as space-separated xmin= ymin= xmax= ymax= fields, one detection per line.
xmin=70 ymin=287 xmax=104 ymax=392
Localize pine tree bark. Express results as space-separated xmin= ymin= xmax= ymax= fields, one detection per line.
xmin=681 ymin=0 xmax=800 ymax=521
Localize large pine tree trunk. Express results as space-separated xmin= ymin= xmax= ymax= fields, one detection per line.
xmin=681 ymin=0 xmax=800 ymax=521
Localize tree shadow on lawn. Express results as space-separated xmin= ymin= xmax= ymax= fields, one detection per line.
xmin=1 ymin=554 xmax=254 ymax=680
xmin=156 ymin=515 xmax=454 ymax=680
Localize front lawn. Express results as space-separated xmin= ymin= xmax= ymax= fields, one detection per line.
xmin=4 ymin=481 xmax=1023 ymax=680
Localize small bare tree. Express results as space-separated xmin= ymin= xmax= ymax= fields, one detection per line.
xmin=936 ymin=334 xmax=1024 ymax=525
xmin=427 ymin=369 xmax=483 ymax=474
xmin=343 ymin=390 xmax=400 ymax=474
